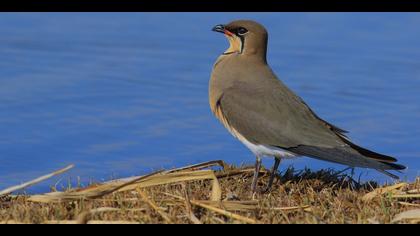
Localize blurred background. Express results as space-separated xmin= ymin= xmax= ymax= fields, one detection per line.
xmin=0 ymin=13 xmax=419 ymax=192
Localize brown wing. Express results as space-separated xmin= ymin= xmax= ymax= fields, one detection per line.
xmin=216 ymin=80 xmax=404 ymax=170
xmin=295 ymin=94 xmax=398 ymax=163
xmin=216 ymin=81 xmax=344 ymax=149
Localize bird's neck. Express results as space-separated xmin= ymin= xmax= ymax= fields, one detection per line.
xmin=241 ymin=37 xmax=268 ymax=64
xmin=217 ymin=50 xmax=267 ymax=66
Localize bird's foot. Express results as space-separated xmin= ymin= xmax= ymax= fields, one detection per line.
xmin=259 ymin=186 xmax=272 ymax=194
xmin=250 ymin=185 xmax=273 ymax=199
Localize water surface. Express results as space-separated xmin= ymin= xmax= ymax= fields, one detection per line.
xmin=1 ymin=13 xmax=419 ymax=192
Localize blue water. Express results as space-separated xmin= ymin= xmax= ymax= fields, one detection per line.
xmin=1 ymin=13 xmax=419 ymax=193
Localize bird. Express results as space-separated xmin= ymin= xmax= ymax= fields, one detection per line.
xmin=209 ymin=20 xmax=406 ymax=194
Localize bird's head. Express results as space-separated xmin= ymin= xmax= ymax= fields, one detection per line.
xmin=212 ymin=20 xmax=268 ymax=61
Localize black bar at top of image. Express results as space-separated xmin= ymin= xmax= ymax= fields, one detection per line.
xmin=2 ymin=0 xmax=420 ymax=12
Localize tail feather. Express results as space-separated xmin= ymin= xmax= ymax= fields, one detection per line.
xmin=339 ymin=137 xmax=398 ymax=163
xmin=286 ymin=145 xmax=396 ymax=170
xmin=377 ymin=169 xmax=400 ymax=179
xmin=286 ymin=145 xmax=405 ymax=179
xmin=379 ymin=161 xmax=406 ymax=170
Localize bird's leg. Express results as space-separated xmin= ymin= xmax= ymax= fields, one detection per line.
xmin=251 ymin=156 xmax=262 ymax=194
xmin=263 ymin=157 xmax=281 ymax=193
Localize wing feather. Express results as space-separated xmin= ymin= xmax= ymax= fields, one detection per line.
xmin=217 ymin=81 xmax=405 ymax=173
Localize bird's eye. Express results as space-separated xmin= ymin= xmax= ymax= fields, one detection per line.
xmin=237 ymin=27 xmax=248 ymax=36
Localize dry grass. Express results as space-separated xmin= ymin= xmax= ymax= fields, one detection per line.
xmin=1 ymin=161 xmax=419 ymax=224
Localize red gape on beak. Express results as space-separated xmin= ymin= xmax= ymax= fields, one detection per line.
xmin=212 ymin=24 xmax=234 ymax=37
xmin=223 ymin=29 xmax=234 ymax=37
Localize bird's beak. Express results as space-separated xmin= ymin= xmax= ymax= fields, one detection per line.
xmin=212 ymin=24 xmax=234 ymax=37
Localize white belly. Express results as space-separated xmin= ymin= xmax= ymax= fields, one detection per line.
xmin=238 ymin=135 xmax=299 ymax=159
xmin=224 ymin=124 xmax=299 ymax=159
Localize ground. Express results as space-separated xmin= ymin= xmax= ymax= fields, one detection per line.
xmin=1 ymin=162 xmax=419 ymax=224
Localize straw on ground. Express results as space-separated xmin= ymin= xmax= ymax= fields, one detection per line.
xmin=0 ymin=161 xmax=419 ymax=224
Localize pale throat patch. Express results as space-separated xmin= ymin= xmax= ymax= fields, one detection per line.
xmin=224 ymin=34 xmax=243 ymax=54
